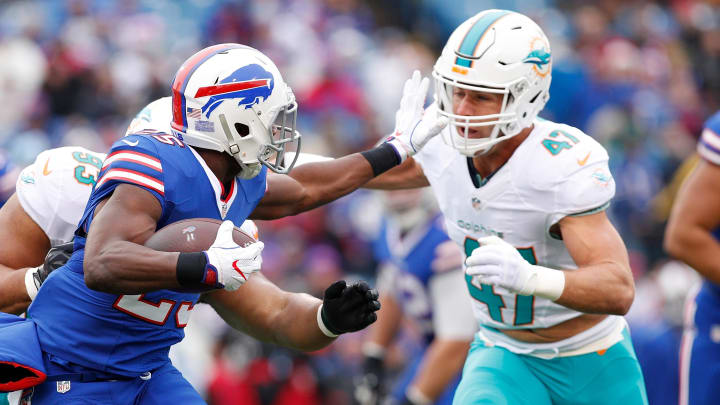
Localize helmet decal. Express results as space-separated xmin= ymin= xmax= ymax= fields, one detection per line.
xmin=454 ymin=9 xmax=511 ymax=68
xmin=171 ymin=43 xmax=247 ymax=133
xmin=168 ymin=44 xmax=300 ymax=175
xmin=195 ymin=64 xmax=275 ymax=118
xmin=524 ymin=38 xmax=551 ymax=77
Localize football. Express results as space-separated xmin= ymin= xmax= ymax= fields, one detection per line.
xmin=145 ymin=218 xmax=257 ymax=253
xmin=145 ymin=218 xmax=258 ymax=292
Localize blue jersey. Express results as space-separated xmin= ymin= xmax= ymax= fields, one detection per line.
xmin=373 ymin=214 xmax=450 ymax=342
xmin=698 ymin=111 xmax=720 ymax=296
xmin=27 ymin=132 xmax=266 ymax=377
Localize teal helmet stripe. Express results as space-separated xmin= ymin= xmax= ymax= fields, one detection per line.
xmin=455 ymin=57 xmax=472 ymax=67
xmin=455 ymin=9 xmax=511 ymax=65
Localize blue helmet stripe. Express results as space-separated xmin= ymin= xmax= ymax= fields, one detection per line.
xmin=456 ymin=10 xmax=511 ymax=60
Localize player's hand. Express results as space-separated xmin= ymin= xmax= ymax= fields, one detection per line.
xmin=26 ymin=242 xmax=75 ymax=300
xmin=354 ymin=353 xmax=386 ymax=405
xmin=319 ymin=280 xmax=380 ymax=335
xmin=465 ymin=236 xmax=535 ymax=295
xmin=204 ymin=221 xmax=264 ymax=291
xmin=385 ymin=70 xmax=448 ymax=163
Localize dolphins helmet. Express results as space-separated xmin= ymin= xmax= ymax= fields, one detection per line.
xmin=125 ymin=97 xmax=172 ymax=136
xmin=433 ymin=10 xmax=552 ymax=156
xmin=171 ymin=44 xmax=300 ymax=177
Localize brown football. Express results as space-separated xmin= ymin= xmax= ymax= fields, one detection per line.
xmin=145 ymin=218 xmax=257 ymax=292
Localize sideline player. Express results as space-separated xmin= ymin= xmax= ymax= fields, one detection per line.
xmin=0 ymin=44 xmax=435 ymax=403
xmin=360 ymin=10 xmax=646 ymax=404
xmin=355 ymin=189 xmax=475 ymax=405
xmin=664 ymin=110 xmax=720 ymax=405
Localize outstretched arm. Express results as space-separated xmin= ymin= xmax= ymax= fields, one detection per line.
xmin=0 ymin=193 xmax=51 ymax=314
xmin=364 ymin=158 xmax=429 ymax=190
xmin=251 ymin=71 xmax=444 ymax=220
xmin=252 ymin=153 xmax=380 ymax=220
xmin=204 ymin=276 xmax=381 ymax=352
xmin=252 ymin=154 xmax=429 ymax=220
xmin=203 ymin=274 xmax=332 ymax=352
xmin=665 ymin=159 xmax=720 ymax=283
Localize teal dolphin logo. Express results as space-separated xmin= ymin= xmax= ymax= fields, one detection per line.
xmin=523 ymin=49 xmax=551 ymax=67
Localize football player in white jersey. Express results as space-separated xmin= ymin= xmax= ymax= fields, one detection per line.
xmin=356 ymin=9 xmax=647 ymax=404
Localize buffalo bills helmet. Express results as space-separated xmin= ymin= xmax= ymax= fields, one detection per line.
xmin=171 ymin=44 xmax=300 ymax=177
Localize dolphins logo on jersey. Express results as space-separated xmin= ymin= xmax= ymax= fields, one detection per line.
xmin=195 ymin=64 xmax=275 ymax=118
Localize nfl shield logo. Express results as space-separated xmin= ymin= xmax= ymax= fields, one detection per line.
xmin=471 ymin=197 xmax=483 ymax=211
xmin=56 ymin=381 xmax=70 ymax=394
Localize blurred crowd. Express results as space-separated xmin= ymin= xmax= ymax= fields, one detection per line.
xmin=0 ymin=0 xmax=717 ymax=403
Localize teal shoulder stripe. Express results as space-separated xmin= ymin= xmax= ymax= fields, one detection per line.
xmin=457 ymin=10 xmax=511 ymax=57
xmin=569 ymin=200 xmax=611 ymax=217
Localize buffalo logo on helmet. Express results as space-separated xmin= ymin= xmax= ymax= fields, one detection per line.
xmin=195 ymin=64 xmax=275 ymax=118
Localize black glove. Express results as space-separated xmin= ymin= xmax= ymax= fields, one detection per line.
xmin=32 ymin=242 xmax=74 ymax=290
xmin=320 ymin=280 xmax=380 ymax=335
xmin=354 ymin=354 xmax=386 ymax=405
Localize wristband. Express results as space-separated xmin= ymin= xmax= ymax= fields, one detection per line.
xmin=25 ymin=267 xmax=40 ymax=300
xmin=176 ymin=252 xmax=209 ymax=286
xmin=524 ymin=265 xmax=565 ymax=301
xmin=406 ymin=386 xmax=432 ymax=405
xmin=362 ymin=341 xmax=387 ymax=359
xmin=360 ymin=143 xmax=401 ymax=177
xmin=316 ymin=305 xmax=339 ymax=338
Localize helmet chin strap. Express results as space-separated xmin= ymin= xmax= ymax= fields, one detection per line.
xmin=237 ymin=161 xmax=262 ymax=179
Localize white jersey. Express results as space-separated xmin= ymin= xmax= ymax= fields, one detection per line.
xmin=16 ymin=146 xmax=106 ymax=246
xmin=414 ymin=118 xmax=617 ymax=333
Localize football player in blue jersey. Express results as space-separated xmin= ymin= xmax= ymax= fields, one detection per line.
xmin=0 ymin=42 xmax=450 ymax=404
xmin=355 ymin=189 xmax=475 ymax=405
xmin=665 ymin=110 xmax=720 ymax=405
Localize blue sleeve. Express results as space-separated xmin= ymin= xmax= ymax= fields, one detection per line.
xmin=705 ymin=111 xmax=720 ymax=135
xmin=698 ymin=111 xmax=720 ymax=165
xmin=93 ymin=135 xmax=166 ymax=209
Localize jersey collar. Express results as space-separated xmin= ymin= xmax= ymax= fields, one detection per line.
xmin=188 ymin=146 xmax=238 ymax=219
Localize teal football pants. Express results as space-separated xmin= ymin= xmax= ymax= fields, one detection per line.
xmin=452 ymin=328 xmax=648 ymax=404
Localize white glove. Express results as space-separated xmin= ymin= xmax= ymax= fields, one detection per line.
xmin=385 ymin=70 xmax=448 ymax=162
xmin=204 ymin=221 xmax=264 ymax=291
xmin=465 ymin=236 xmax=565 ymax=301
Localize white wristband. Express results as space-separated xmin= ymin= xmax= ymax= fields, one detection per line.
xmin=406 ymin=386 xmax=432 ymax=405
xmin=386 ymin=139 xmax=410 ymax=163
xmin=316 ymin=304 xmax=339 ymax=338
xmin=523 ymin=265 xmax=565 ymax=301
xmin=25 ymin=267 xmax=40 ymax=301
xmin=362 ymin=341 xmax=387 ymax=359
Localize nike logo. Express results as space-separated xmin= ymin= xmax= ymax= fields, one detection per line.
xmin=231 ymin=260 xmax=247 ymax=280
xmin=42 ymin=159 xmax=52 ymax=176
xmin=577 ymin=152 xmax=591 ymax=166
xmin=122 ymin=139 xmax=139 ymax=147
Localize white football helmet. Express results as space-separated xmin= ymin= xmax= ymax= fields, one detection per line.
xmin=171 ymin=44 xmax=300 ymax=178
xmin=125 ymin=97 xmax=172 ymax=136
xmin=380 ymin=188 xmax=437 ymax=233
xmin=433 ymin=10 xmax=552 ymax=156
